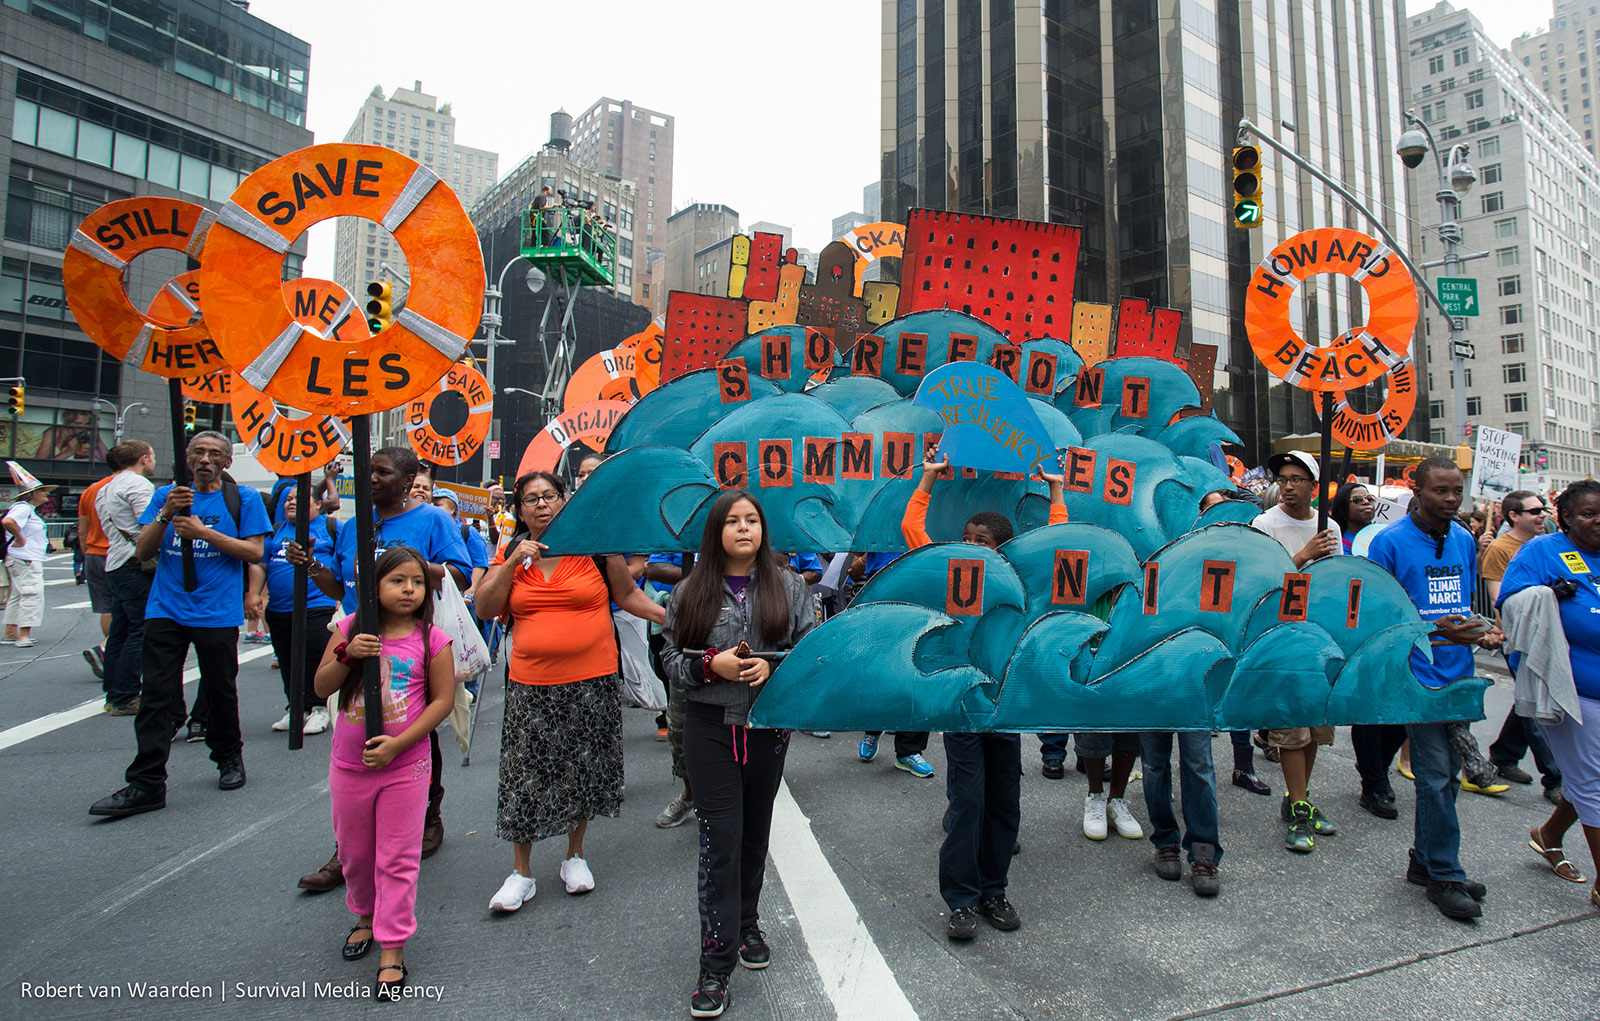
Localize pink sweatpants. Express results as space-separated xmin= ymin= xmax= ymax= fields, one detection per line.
xmin=329 ymin=757 xmax=430 ymax=947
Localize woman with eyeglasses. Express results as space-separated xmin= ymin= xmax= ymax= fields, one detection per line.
xmin=1498 ymin=479 xmax=1600 ymax=908
xmin=473 ymin=470 xmax=665 ymax=915
xmin=1329 ymin=483 xmax=1377 ymax=555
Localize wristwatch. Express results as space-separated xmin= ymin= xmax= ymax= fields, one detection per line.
xmin=157 ymin=513 xmax=173 ymax=524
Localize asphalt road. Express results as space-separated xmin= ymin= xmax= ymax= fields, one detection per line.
xmin=1 ymin=551 xmax=1597 ymax=1020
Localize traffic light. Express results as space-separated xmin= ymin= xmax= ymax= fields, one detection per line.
xmin=6 ymin=385 xmax=22 ymax=416
xmin=183 ymin=402 xmax=196 ymax=432
xmin=366 ymin=281 xmax=392 ymax=332
xmin=1232 ymin=145 xmax=1263 ymax=228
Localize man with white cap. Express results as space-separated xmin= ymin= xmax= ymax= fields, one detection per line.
xmin=1251 ymin=451 xmax=1342 ymax=855
xmin=2 ymin=462 xmax=54 ymax=648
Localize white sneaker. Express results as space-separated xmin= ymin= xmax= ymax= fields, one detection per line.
xmin=560 ymin=856 xmax=595 ymax=894
xmin=1083 ymin=793 xmax=1108 ymax=840
xmin=303 ymin=707 xmax=330 ymax=735
xmin=271 ymin=711 xmax=292 ymax=732
xmin=14 ymin=637 xmax=34 ymax=648
xmin=489 ymin=871 xmax=536 ymax=912
xmin=1107 ymin=797 xmax=1145 ymax=839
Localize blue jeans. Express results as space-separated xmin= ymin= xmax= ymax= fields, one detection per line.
xmin=939 ymin=733 xmax=1021 ymax=911
xmin=102 ymin=562 xmax=151 ymax=705
xmin=1405 ymin=722 xmax=1466 ymax=882
xmin=1139 ymin=731 xmax=1222 ymax=864
xmin=1038 ymin=732 xmax=1069 ymax=762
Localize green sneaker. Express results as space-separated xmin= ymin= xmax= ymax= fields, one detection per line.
xmin=1285 ymin=801 xmax=1316 ymax=854
xmin=1280 ymin=794 xmax=1337 ymax=835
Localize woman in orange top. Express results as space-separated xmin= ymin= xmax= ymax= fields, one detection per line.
xmin=473 ymin=470 xmax=665 ymax=914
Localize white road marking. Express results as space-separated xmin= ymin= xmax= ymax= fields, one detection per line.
xmin=45 ymin=578 xmax=82 ymax=587
xmin=0 ymin=646 xmax=275 ymax=751
xmin=57 ymin=600 xmax=92 ymax=610
xmin=768 ymin=781 xmax=919 ymax=1021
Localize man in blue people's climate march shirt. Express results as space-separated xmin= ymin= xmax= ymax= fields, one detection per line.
xmin=90 ymin=431 xmax=271 ymax=819
xmin=1367 ymin=456 xmax=1506 ymax=922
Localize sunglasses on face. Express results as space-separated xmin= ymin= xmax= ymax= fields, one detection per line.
xmin=1515 ymin=506 xmax=1548 ymax=516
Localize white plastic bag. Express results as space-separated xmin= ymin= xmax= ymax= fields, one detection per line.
xmin=613 ymin=609 xmax=666 ymax=710
xmin=432 ymin=572 xmax=492 ymax=684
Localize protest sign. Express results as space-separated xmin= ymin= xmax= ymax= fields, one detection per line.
xmin=431 ymin=481 xmax=493 ymax=520
xmin=912 ymin=362 xmax=1056 ymax=474
xmin=1469 ymin=426 xmax=1522 ymax=500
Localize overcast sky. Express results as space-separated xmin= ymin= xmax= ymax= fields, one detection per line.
xmin=249 ymin=0 xmax=1553 ymax=278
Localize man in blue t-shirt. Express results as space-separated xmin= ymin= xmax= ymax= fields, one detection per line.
xmin=90 ymin=432 xmax=271 ymax=818
xmin=1367 ymin=457 xmax=1506 ymax=921
xmin=248 ymin=487 xmax=338 ymax=736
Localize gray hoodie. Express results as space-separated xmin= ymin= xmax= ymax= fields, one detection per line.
xmin=660 ymin=564 xmax=815 ymax=727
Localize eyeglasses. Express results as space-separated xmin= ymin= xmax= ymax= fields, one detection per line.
xmin=189 ymin=448 xmax=229 ymax=461
xmin=519 ymin=493 xmax=563 ymax=506
xmin=1274 ymin=475 xmax=1315 ymax=486
xmin=1516 ymin=506 xmax=1548 ymax=516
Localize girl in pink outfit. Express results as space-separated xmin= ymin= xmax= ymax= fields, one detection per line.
xmin=313 ymin=546 xmax=454 ymax=1002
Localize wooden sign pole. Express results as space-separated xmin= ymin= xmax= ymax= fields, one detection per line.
xmin=166 ymin=378 xmax=197 ymax=590
xmin=287 ymin=471 xmax=311 ymax=750
xmin=351 ymin=415 xmax=383 ymax=739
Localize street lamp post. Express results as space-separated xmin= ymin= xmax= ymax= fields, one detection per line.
xmin=92 ymin=398 xmax=148 ymax=442
xmin=481 ymin=257 xmax=546 ymax=395
xmin=1397 ymin=112 xmax=1480 ymax=443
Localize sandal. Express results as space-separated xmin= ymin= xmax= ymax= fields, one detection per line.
xmin=1397 ymin=760 xmax=1414 ymax=781
xmin=1529 ymin=827 xmax=1587 ymax=884
xmin=375 ymin=962 xmax=407 ymax=1002
xmin=342 ymin=922 xmax=374 ymax=961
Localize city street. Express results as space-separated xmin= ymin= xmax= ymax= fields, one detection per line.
xmin=1 ymin=552 xmax=1596 ymax=1019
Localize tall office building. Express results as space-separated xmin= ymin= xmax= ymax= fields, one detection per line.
xmin=332 ymin=81 xmax=497 ymax=299
xmin=879 ymin=0 xmax=1418 ymax=459
xmin=2 ymin=0 xmax=311 ymax=494
xmin=1414 ymin=2 xmax=1600 ymax=489
xmin=568 ymin=96 xmax=673 ymax=306
xmin=653 ymin=202 xmax=740 ymax=316
xmin=1510 ymin=1 xmax=1600 ymax=169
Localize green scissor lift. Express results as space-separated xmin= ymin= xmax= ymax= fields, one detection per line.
xmin=519 ymin=208 xmax=616 ymax=416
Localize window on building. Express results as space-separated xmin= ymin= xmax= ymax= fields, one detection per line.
xmin=1494 ymin=217 xmax=1517 ymax=238
xmin=1479 ymin=136 xmax=1500 ymax=156
xmin=1501 ymin=305 xmax=1524 ymax=325
xmin=1466 ymin=89 xmax=1485 ymax=109
xmin=1498 ymin=275 xmax=1522 ymax=296
xmin=1454 ymin=46 xmax=1470 ymax=65
xmin=1429 ymin=400 xmax=1446 ymax=421
xmin=1482 ymin=192 xmax=1505 ymax=213
xmin=1502 ymin=333 xmax=1525 ymax=353
xmin=1497 ymin=246 xmax=1520 ymax=267
xmin=1504 ymin=363 xmax=1528 ymax=384
xmin=1430 ymin=54 xmax=1446 ymax=74
xmin=1466 ymin=396 xmax=1483 ymax=417
xmin=1481 ymin=163 xmax=1502 ymax=184
xmin=1506 ymin=392 xmax=1529 ymax=413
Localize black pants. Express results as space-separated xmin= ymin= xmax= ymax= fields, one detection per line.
xmin=683 ymin=702 xmax=789 ymax=977
xmin=939 ymin=732 xmax=1021 ymax=911
xmin=1488 ymin=709 xmax=1563 ymax=787
xmin=1351 ymin=723 xmax=1408 ymax=795
xmin=865 ymin=730 xmax=930 ymax=757
xmin=264 ymin=606 xmax=336 ymax=710
xmin=127 ymin=619 xmax=242 ymax=790
xmin=102 ymin=561 xmax=151 ymax=705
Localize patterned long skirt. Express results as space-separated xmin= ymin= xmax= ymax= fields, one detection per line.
xmin=496 ymin=674 xmax=624 ymax=844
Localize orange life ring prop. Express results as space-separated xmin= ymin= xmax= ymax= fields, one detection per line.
xmin=1314 ymin=346 xmax=1418 ymax=452
xmin=228 ymin=278 xmax=363 ymax=474
xmin=617 ymin=320 xmax=663 ymax=393
xmin=141 ymin=270 xmax=234 ymax=402
xmin=515 ymin=399 xmax=631 ymax=477
xmin=405 ymin=361 xmax=492 ymax=466
xmin=1244 ymin=228 xmax=1417 ymax=393
xmin=198 ymin=143 xmax=484 ymax=416
xmin=62 ymin=198 xmax=224 ymax=378
xmin=181 ymin=370 xmax=232 ymax=403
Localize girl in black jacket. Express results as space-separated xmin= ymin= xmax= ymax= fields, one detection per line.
xmin=660 ymin=489 xmax=814 ymax=1019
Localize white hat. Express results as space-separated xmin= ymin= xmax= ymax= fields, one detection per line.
xmin=1266 ymin=450 xmax=1319 ymax=481
xmin=6 ymin=460 xmax=54 ymax=497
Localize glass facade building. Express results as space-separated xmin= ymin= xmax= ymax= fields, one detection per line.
xmin=880 ymin=0 xmax=1421 ymax=461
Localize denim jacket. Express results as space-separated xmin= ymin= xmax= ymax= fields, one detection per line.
xmin=660 ymin=565 xmax=814 ymax=727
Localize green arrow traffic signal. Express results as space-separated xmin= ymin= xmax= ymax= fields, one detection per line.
xmin=1234 ymin=199 xmax=1262 ymax=224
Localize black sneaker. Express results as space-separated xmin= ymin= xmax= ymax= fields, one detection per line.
xmin=1041 ymin=758 xmax=1065 ymax=780
xmin=689 ymin=972 xmax=730 ymax=1018
xmin=218 ymin=759 xmax=246 ymax=791
xmin=737 ymin=929 xmax=770 ymax=970
xmin=1153 ymin=845 xmax=1183 ymax=881
xmin=1359 ymin=788 xmax=1399 ymax=820
xmin=1406 ymin=849 xmax=1485 ymax=901
xmin=185 ymin=720 xmax=207 ymax=743
xmin=946 ymin=907 xmax=979 ymax=940
xmin=976 ymin=895 xmax=1020 ymax=931
xmin=1232 ymin=769 xmax=1271 ymax=795
xmin=89 ymin=784 xmax=166 ymax=818
xmin=1426 ymin=879 xmax=1483 ymax=920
